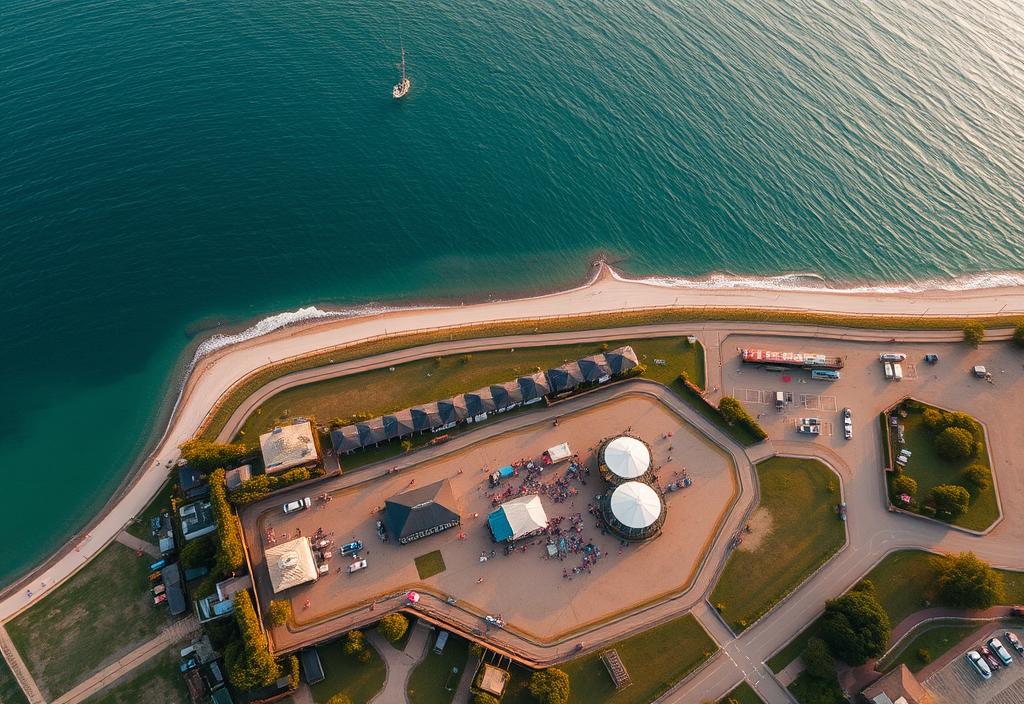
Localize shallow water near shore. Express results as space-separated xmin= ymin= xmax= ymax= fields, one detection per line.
xmin=2 ymin=0 xmax=1024 ymax=585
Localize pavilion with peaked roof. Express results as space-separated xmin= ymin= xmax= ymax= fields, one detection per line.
xmin=385 ymin=479 xmax=461 ymax=545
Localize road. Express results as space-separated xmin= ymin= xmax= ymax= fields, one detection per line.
xmin=2 ymin=264 xmax=1024 ymax=701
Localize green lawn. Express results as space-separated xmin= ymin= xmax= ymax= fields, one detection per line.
xmin=124 ymin=479 xmax=177 ymax=542
xmin=497 ymin=664 xmax=535 ymax=704
xmin=83 ymin=646 xmax=189 ymax=704
xmin=879 ymin=622 xmax=980 ymax=673
xmin=787 ymin=671 xmax=845 ymax=704
xmin=7 ymin=542 xmax=171 ymax=700
xmin=310 ymin=637 xmax=386 ymax=704
xmin=414 ymin=551 xmax=447 ymax=580
xmin=406 ymin=633 xmax=470 ymax=704
xmin=234 ymin=337 xmax=704 ymax=444
xmin=889 ymin=403 xmax=998 ymax=531
xmin=0 ymin=657 xmax=29 ymax=704
xmin=719 ymin=681 xmax=765 ymax=703
xmin=710 ymin=457 xmax=845 ymax=631
xmin=768 ymin=550 xmax=1024 ymax=672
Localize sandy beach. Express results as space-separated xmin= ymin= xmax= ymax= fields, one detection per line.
xmin=2 ymin=263 xmax=1022 ymax=621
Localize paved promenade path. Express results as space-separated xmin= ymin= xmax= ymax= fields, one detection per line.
xmin=0 ymin=626 xmax=44 ymax=704
xmin=51 ymin=615 xmax=200 ymax=704
xmin=366 ymin=621 xmax=431 ymax=704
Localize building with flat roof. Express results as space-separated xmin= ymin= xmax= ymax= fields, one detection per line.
xmin=179 ymin=500 xmax=217 ymax=541
xmin=259 ymin=421 xmax=319 ymax=474
xmin=264 ymin=537 xmax=319 ymax=593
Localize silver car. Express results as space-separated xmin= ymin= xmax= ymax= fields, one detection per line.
xmin=989 ymin=638 xmax=1014 ymax=666
xmin=283 ymin=497 xmax=311 ymax=514
xmin=966 ymin=650 xmax=992 ymax=679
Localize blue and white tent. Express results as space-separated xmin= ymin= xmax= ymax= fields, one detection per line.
xmin=488 ymin=495 xmax=548 ymax=542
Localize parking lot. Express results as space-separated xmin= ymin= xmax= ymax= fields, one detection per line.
xmin=926 ymin=628 xmax=1024 ymax=703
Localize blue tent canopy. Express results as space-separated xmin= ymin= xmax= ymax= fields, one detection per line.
xmin=498 ymin=465 xmax=515 ymax=478
xmin=488 ymin=509 xmax=515 ymax=542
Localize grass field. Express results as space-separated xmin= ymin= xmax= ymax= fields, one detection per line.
xmin=124 ymin=479 xmax=177 ymax=542
xmin=414 ymin=551 xmax=447 ymax=580
xmin=7 ymin=542 xmax=170 ymax=700
xmin=310 ymin=637 xmax=386 ymax=704
xmin=787 ymin=671 xmax=845 ymax=704
xmin=406 ymin=633 xmax=470 ymax=704
xmin=0 ymin=657 xmax=29 ymax=704
xmin=83 ymin=647 xmax=189 ymax=704
xmin=710 ymin=457 xmax=845 ymax=632
xmin=233 ymin=337 xmax=704 ymax=443
xmin=879 ymin=622 xmax=981 ymax=673
xmin=719 ymin=681 xmax=765 ymax=703
xmin=890 ymin=403 xmax=998 ymax=531
xmin=768 ymin=550 xmax=1024 ymax=672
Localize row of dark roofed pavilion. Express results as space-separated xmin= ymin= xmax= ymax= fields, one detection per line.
xmin=330 ymin=346 xmax=639 ymax=454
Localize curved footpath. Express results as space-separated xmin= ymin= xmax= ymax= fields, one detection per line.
xmin=3 ymin=265 xmax=1024 ymax=701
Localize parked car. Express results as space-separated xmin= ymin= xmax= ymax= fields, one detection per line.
xmin=966 ymin=650 xmax=992 ymax=679
xmin=980 ymin=644 xmax=1002 ymax=669
xmin=989 ymin=638 xmax=1013 ymax=665
xmin=1011 ymin=605 xmax=1024 ymax=618
xmin=283 ymin=497 xmax=312 ymax=514
xmin=973 ymin=365 xmax=989 ymax=379
xmin=924 ymin=354 xmax=939 ymax=364
xmin=879 ymin=353 xmax=907 ymax=362
xmin=339 ymin=540 xmax=363 ymax=556
xmin=797 ymin=424 xmax=821 ymax=435
xmin=837 ymin=503 xmax=847 ymax=521
xmin=1004 ymin=632 xmax=1023 ymax=656
xmin=799 ymin=417 xmax=822 ymax=426
xmin=842 ymin=409 xmax=853 ymax=439
xmin=347 ymin=559 xmax=368 ymax=573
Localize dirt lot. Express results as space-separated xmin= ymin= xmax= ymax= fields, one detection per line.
xmin=925 ymin=627 xmax=1024 ymax=703
xmin=244 ymin=393 xmax=739 ymax=646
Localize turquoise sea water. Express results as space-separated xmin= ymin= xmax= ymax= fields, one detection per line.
xmin=1 ymin=0 xmax=1023 ymax=586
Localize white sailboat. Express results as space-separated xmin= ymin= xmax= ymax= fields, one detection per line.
xmin=392 ymin=47 xmax=410 ymax=99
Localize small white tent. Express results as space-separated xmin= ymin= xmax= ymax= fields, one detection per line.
xmin=544 ymin=443 xmax=572 ymax=464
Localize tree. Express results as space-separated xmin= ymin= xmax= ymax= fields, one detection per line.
xmin=269 ymin=599 xmax=292 ymax=627
xmin=961 ymin=464 xmax=991 ymax=495
xmin=327 ymin=695 xmax=353 ymax=704
xmin=1014 ymin=323 xmax=1024 ymax=349
xmin=930 ymin=484 xmax=971 ymax=517
xmin=890 ymin=474 xmax=918 ymax=497
xmin=718 ymin=397 xmax=746 ymax=425
xmin=473 ymin=694 xmax=500 ymax=704
xmin=802 ymin=637 xmax=837 ymax=681
xmin=377 ymin=613 xmax=409 ymax=643
xmin=819 ymin=589 xmax=890 ymax=665
xmin=528 ymin=668 xmax=570 ymax=704
xmin=933 ymin=552 xmax=1004 ymax=608
xmin=225 ymin=590 xmax=280 ymax=690
xmin=934 ymin=427 xmax=975 ymax=460
xmin=179 ymin=439 xmax=249 ymax=472
xmin=963 ymin=322 xmax=985 ymax=348
xmin=922 ymin=408 xmax=945 ymax=431
xmin=943 ymin=411 xmax=979 ymax=433
xmin=179 ymin=535 xmax=215 ymax=570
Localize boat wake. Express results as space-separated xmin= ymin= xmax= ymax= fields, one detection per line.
xmin=609 ymin=268 xmax=1024 ymax=294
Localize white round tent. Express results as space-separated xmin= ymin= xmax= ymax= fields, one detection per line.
xmin=609 ymin=481 xmax=662 ymax=529
xmin=603 ymin=436 xmax=651 ymax=481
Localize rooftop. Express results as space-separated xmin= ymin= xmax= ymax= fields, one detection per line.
xmin=260 ymin=421 xmax=319 ymax=473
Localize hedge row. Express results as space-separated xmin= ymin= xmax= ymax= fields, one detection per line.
xmin=228 ymin=465 xmax=325 ymax=505
xmin=210 ymin=468 xmax=245 ymax=574
xmin=718 ymin=396 xmax=769 ymax=440
xmin=225 ymin=590 xmax=279 ymax=690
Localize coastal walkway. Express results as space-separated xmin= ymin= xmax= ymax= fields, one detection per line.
xmin=4 ymin=265 xmax=1024 ymax=702
xmin=51 ymin=615 xmax=200 ymax=704
xmin=115 ymin=530 xmax=160 ymax=558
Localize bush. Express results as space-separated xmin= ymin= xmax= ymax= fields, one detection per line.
xmin=963 ymin=322 xmax=985 ymax=347
xmin=179 ymin=439 xmax=249 ymax=473
xmin=473 ymin=694 xmax=499 ymax=704
xmin=1014 ymin=323 xmax=1024 ymax=349
xmin=269 ymin=599 xmax=292 ymax=626
xmin=225 ymin=590 xmax=279 ymax=690
xmin=802 ymin=637 xmax=836 ymax=681
xmin=934 ymin=427 xmax=975 ymax=460
xmin=718 ymin=396 xmax=769 ymax=441
xmin=378 ymin=613 xmax=409 ymax=642
xmin=327 ymin=695 xmax=353 ymax=704
xmin=922 ymin=408 xmax=945 ymax=431
xmin=820 ymin=589 xmax=890 ymax=665
xmin=284 ymin=654 xmax=300 ymax=690
xmin=468 ymin=643 xmax=484 ymax=658
xmin=917 ymin=648 xmax=932 ymax=664
xmin=933 ymin=552 xmax=1005 ymax=609
xmin=179 ymin=535 xmax=216 ymax=570
xmin=961 ymin=464 xmax=991 ymax=495
xmin=343 ymin=630 xmax=366 ymax=656
xmin=930 ymin=484 xmax=971 ymax=518
xmin=890 ymin=475 xmax=918 ymax=498
xmin=210 ymin=469 xmax=245 ymax=575
xmin=528 ymin=668 xmax=570 ymax=704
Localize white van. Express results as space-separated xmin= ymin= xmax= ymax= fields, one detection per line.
xmin=893 ymin=363 xmax=903 ymax=381
xmin=884 ymin=363 xmax=894 ymax=380
xmin=879 ymin=353 xmax=907 ymax=362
